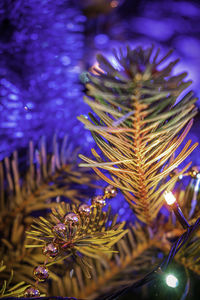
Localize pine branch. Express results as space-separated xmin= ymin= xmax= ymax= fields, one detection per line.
xmin=155 ymin=225 xmax=200 ymax=276
xmin=0 ymin=261 xmax=30 ymax=298
xmin=0 ymin=135 xmax=96 ymax=290
xmin=24 ymin=202 xmax=128 ymax=297
xmin=78 ymin=45 xmax=198 ymax=224
xmin=15 ymin=170 xmax=199 ymax=299
xmin=48 ymin=222 xmax=160 ymax=299
xmin=48 ymin=171 xmax=200 ymax=299
xmin=175 ymin=236 xmax=200 ymax=275
xmin=153 ymin=182 xmax=200 ymax=278
xmin=0 ymin=135 xmax=95 ymax=217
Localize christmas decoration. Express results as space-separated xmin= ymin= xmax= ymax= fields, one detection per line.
xmin=78 ymin=203 xmax=91 ymax=215
xmin=24 ymin=286 xmax=40 ymax=298
xmin=33 ymin=266 xmax=49 ymax=282
xmin=42 ymin=243 xmax=59 ymax=258
xmin=91 ymin=195 xmax=106 ymax=207
xmin=79 ymin=45 xmax=198 ymax=225
xmin=64 ymin=213 xmax=80 ymax=226
xmin=0 ymin=135 xmax=96 ymax=297
xmin=164 ymin=191 xmax=190 ymax=229
xmin=104 ymin=184 xmax=117 ymax=198
xmin=0 ymin=0 xmax=86 ymax=159
xmin=166 ymin=274 xmax=179 ymax=288
xmin=76 ymin=45 xmax=200 ymax=299
xmin=52 ymin=224 xmax=67 ymax=239
xmin=1 ymin=42 xmax=200 ymax=299
xmin=24 ymin=199 xmax=128 ymax=296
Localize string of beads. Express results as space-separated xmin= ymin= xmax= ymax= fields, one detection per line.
xmin=24 ymin=185 xmax=117 ymax=297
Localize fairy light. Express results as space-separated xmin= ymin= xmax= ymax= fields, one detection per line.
xmin=164 ymin=191 xmax=190 ymax=229
xmin=164 ymin=191 xmax=176 ymax=205
xmin=166 ymin=274 xmax=179 ymax=288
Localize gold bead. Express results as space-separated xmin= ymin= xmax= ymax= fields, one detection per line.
xmin=24 ymin=286 xmax=40 ymax=297
xmin=64 ymin=212 xmax=79 ymax=225
xmin=52 ymin=223 xmax=67 ymax=239
xmin=42 ymin=243 xmax=59 ymax=258
xmin=189 ymin=166 xmax=200 ymax=178
xmin=33 ymin=265 xmax=49 ymax=282
xmin=104 ymin=185 xmax=117 ymax=199
xmin=92 ymin=195 xmax=106 ymax=207
xmin=78 ymin=203 xmax=91 ymax=216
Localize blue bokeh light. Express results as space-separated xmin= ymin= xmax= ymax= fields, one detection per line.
xmin=0 ymin=0 xmax=91 ymax=159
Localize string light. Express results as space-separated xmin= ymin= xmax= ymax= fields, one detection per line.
xmin=166 ymin=274 xmax=179 ymax=288
xmin=164 ymin=191 xmax=190 ymax=229
xmin=164 ymin=191 xmax=176 ymax=205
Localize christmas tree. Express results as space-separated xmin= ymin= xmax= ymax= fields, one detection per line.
xmin=1 ymin=45 xmax=200 ymax=300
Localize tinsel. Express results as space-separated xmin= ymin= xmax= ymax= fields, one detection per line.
xmin=0 ymin=0 xmax=87 ymax=159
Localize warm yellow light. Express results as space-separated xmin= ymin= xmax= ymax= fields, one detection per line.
xmin=164 ymin=191 xmax=176 ymax=205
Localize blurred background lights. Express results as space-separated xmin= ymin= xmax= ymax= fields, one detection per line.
xmin=166 ymin=274 xmax=179 ymax=288
xmin=94 ymin=34 xmax=109 ymax=48
xmin=110 ymin=1 xmax=119 ymax=8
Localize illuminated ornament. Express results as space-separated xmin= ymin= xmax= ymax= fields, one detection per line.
xmin=166 ymin=274 xmax=179 ymax=288
xmin=78 ymin=203 xmax=91 ymax=216
xmin=189 ymin=166 xmax=200 ymax=178
xmin=104 ymin=185 xmax=117 ymax=199
xmin=52 ymin=223 xmax=67 ymax=239
xmin=163 ymin=191 xmax=176 ymax=205
xmin=42 ymin=243 xmax=59 ymax=258
xmin=33 ymin=265 xmax=49 ymax=282
xmin=92 ymin=195 xmax=106 ymax=207
xmin=64 ymin=212 xmax=79 ymax=225
xmin=24 ymin=286 xmax=40 ymax=297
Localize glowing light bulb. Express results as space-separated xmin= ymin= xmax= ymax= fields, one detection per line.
xmin=166 ymin=274 xmax=179 ymax=288
xmin=164 ymin=191 xmax=176 ymax=205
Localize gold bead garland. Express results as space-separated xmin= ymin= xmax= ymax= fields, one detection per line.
xmin=78 ymin=203 xmax=91 ymax=215
xmin=189 ymin=166 xmax=200 ymax=178
xmin=169 ymin=166 xmax=200 ymax=180
xmin=104 ymin=184 xmax=117 ymax=199
xmin=42 ymin=243 xmax=59 ymax=258
xmin=64 ymin=212 xmax=80 ymax=225
xmin=91 ymin=195 xmax=106 ymax=207
xmin=33 ymin=265 xmax=49 ymax=282
xmin=52 ymin=223 xmax=67 ymax=239
xmin=92 ymin=185 xmax=118 ymax=207
xmin=24 ymin=184 xmax=117 ymax=297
